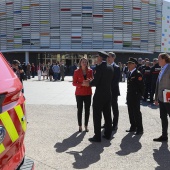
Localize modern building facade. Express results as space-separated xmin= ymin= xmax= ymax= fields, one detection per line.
xmin=0 ymin=0 xmax=167 ymax=64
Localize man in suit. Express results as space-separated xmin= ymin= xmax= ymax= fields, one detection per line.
xmin=83 ymin=51 xmax=114 ymax=142
xmin=154 ymin=53 xmax=170 ymax=142
xmin=107 ymin=52 xmax=120 ymax=131
xmin=126 ymin=57 xmax=144 ymax=135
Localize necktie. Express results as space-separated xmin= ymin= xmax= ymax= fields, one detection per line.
xmin=129 ymin=72 xmax=131 ymax=78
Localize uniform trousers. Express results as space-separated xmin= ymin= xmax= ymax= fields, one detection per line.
xmin=159 ymin=101 xmax=170 ymax=137
xmin=127 ymin=94 xmax=143 ymax=132
xmin=93 ymin=94 xmax=112 ymax=140
xmin=111 ymin=95 xmax=119 ymax=128
xmin=76 ymin=95 xmax=91 ymax=126
xmin=150 ymin=82 xmax=156 ymax=102
xmin=144 ymin=82 xmax=151 ymax=100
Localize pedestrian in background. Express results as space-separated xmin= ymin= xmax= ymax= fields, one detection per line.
xmin=26 ymin=62 xmax=31 ymax=79
xmin=46 ymin=62 xmax=50 ymax=80
xmin=118 ymin=62 xmax=123 ymax=82
xmin=122 ymin=64 xmax=128 ymax=82
xmin=41 ymin=63 xmax=47 ymax=80
xmin=73 ymin=57 xmax=93 ymax=132
xmin=60 ymin=60 xmax=65 ymax=81
xmin=49 ymin=63 xmax=54 ymax=81
xmin=142 ymin=61 xmax=151 ymax=101
xmin=37 ymin=64 xmax=41 ymax=81
xmin=150 ymin=58 xmax=161 ymax=103
xmin=52 ymin=62 xmax=60 ymax=81
xmin=126 ymin=57 xmax=144 ymax=135
xmin=72 ymin=62 xmax=77 ymax=77
xmin=31 ymin=63 xmax=35 ymax=78
xmin=154 ymin=53 xmax=170 ymax=142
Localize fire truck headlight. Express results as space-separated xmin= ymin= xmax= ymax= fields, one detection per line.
xmin=0 ymin=126 xmax=6 ymax=144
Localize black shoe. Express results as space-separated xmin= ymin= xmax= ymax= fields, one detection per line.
xmin=79 ymin=127 xmax=82 ymax=132
xmin=101 ymin=124 xmax=105 ymax=129
xmin=153 ymin=136 xmax=168 ymax=142
xmin=85 ymin=126 xmax=89 ymax=132
xmin=102 ymin=135 xmax=111 ymax=140
xmin=89 ymin=137 xmax=101 ymax=142
xmin=112 ymin=126 xmax=118 ymax=131
xmin=134 ymin=131 xmax=143 ymax=135
xmin=126 ymin=129 xmax=136 ymax=132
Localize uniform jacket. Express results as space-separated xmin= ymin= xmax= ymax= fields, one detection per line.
xmin=73 ymin=68 xmax=93 ymax=96
xmin=127 ymin=69 xmax=144 ymax=97
xmin=142 ymin=66 xmax=151 ymax=83
xmin=155 ymin=64 xmax=170 ymax=102
xmin=111 ymin=64 xmax=120 ymax=96
xmin=90 ymin=62 xmax=114 ymax=98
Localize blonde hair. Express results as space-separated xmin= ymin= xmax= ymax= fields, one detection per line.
xmin=78 ymin=57 xmax=89 ymax=69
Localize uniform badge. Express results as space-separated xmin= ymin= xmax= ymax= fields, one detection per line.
xmin=138 ymin=77 xmax=142 ymax=81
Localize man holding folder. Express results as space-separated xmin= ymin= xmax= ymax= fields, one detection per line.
xmin=154 ymin=53 xmax=170 ymax=142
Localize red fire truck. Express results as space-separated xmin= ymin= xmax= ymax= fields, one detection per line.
xmin=0 ymin=53 xmax=34 ymax=170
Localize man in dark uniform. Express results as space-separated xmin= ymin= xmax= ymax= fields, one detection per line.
xmin=126 ymin=57 xmax=144 ymax=135
xmin=108 ymin=52 xmax=120 ymax=131
xmin=150 ymin=58 xmax=161 ymax=103
xmin=142 ymin=61 xmax=151 ymax=101
xmin=83 ymin=51 xmax=114 ymax=142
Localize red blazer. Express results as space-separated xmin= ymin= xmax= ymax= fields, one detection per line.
xmin=73 ymin=68 xmax=93 ymax=96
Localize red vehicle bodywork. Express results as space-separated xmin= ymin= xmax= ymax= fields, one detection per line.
xmin=0 ymin=53 xmax=34 ymax=170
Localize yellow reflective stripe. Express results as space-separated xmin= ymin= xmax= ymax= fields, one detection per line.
xmin=0 ymin=112 xmax=19 ymax=142
xmin=14 ymin=105 xmax=27 ymax=132
xmin=0 ymin=144 xmax=5 ymax=154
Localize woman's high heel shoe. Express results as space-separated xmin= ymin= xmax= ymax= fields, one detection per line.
xmin=85 ymin=126 xmax=89 ymax=132
xmin=79 ymin=126 xmax=82 ymax=132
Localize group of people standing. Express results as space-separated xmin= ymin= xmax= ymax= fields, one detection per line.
xmin=73 ymin=51 xmax=170 ymax=143
xmin=137 ymin=57 xmax=161 ymax=103
xmin=37 ymin=61 xmax=65 ymax=81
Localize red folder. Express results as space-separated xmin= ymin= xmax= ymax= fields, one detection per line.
xmin=163 ymin=89 xmax=170 ymax=103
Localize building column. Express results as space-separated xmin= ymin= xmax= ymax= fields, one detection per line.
xmin=25 ymin=51 xmax=29 ymax=64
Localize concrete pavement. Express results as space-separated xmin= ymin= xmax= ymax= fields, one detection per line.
xmin=23 ymin=76 xmax=170 ymax=170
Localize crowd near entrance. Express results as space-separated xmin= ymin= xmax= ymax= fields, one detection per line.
xmin=38 ymin=53 xmax=94 ymax=76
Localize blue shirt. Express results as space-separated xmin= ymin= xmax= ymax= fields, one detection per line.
xmin=158 ymin=64 xmax=169 ymax=82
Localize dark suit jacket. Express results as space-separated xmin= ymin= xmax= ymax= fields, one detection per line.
xmin=111 ymin=64 xmax=120 ymax=96
xmin=90 ymin=62 xmax=114 ymax=99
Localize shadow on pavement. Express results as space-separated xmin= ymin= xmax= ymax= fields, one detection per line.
xmin=147 ymin=104 xmax=159 ymax=110
xmin=140 ymin=100 xmax=149 ymax=107
xmin=67 ymin=140 xmax=111 ymax=169
xmin=153 ymin=143 xmax=170 ymax=170
xmin=116 ymin=133 xmax=142 ymax=156
xmin=54 ymin=132 xmax=85 ymax=153
xmin=140 ymin=100 xmax=159 ymax=110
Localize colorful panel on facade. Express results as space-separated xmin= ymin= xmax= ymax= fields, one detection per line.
xmin=0 ymin=0 xmax=165 ymax=52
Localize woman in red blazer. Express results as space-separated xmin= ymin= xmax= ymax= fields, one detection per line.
xmin=73 ymin=57 xmax=93 ymax=132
